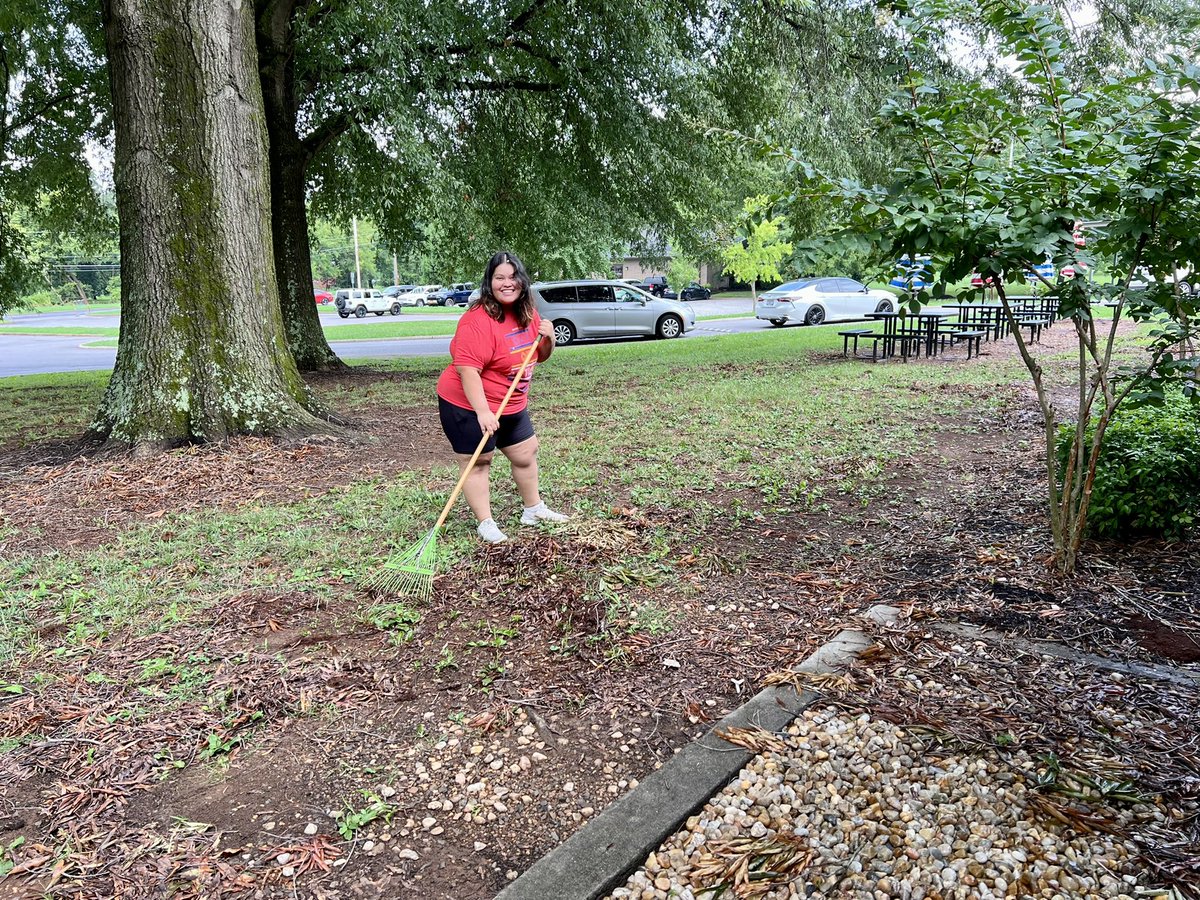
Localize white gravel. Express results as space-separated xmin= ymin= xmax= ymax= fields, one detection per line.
xmin=605 ymin=708 xmax=1157 ymax=900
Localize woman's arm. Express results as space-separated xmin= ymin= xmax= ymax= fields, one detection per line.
xmin=456 ymin=366 xmax=500 ymax=434
xmin=536 ymin=319 xmax=554 ymax=362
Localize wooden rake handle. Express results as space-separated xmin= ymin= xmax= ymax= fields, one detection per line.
xmin=431 ymin=334 xmax=544 ymax=533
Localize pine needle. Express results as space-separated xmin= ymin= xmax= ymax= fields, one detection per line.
xmin=761 ymin=670 xmax=854 ymax=692
xmin=713 ymin=725 xmax=790 ymax=755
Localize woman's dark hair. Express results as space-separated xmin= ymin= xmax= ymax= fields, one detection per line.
xmin=474 ymin=251 xmax=534 ymax=326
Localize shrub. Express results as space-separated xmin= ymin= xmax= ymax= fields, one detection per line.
xmin=54 ymin=282 xmax=93 ymax=304
xmin=98 ymin=275 xmax=121 ymax=304
xmin=14 ymin=289 xmax=56 ymax=309
xmin=1059 ymin=394 xmax=1200 ymax=539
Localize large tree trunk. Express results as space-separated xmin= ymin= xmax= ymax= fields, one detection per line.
xmin=95 ymin=0 xmax=334 ymax=454
xmin=256 ymin=0 xmax=348 ymax=372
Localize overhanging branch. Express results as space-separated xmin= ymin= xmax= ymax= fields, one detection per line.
xmin=301 ymin=111 xmax=354 ymax=161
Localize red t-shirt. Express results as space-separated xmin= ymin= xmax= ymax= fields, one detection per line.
xmin=436 ymin=305 xmax=542 ymax=414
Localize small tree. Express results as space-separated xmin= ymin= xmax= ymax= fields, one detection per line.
xmin=667 ymin=253 xmax=700 ymax=293
xmin=785 ymin=0 xmax=1200 ymax=573
xmin=722 ymin=196 xmax=793 ymax=309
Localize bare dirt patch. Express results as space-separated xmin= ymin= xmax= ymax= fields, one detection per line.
xmin=0 ymin=397 xmax=445 ymax=554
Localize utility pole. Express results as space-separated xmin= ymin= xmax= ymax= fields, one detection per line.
xmin=393 ymin=252 xmax=399 ymax=287
xmin=352 ymin=217 xmax=362 ymax=289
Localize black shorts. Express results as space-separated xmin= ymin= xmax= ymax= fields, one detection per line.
xmin=439 ymin=397 xmax=536 ymax=455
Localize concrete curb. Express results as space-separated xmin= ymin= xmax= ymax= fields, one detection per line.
xmin=930 ymin=621 xmax=1200 ymax=686
xmin=494 ymin=607 xmax=899 ymax=900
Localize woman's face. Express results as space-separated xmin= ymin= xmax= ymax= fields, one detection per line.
xmin=491 ymin=261 xmax=521 ymax=306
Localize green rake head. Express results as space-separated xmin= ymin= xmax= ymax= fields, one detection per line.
xmin=363 ymin=527 xmax=441 ymax=600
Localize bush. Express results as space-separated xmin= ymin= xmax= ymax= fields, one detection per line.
xmin=1058 ymin=394 xmax=1200 ymax=539
xmin=54 ymin=282 xmax=94 ymax=304
xmin=14 ymin=289 xmax=56 ymax=309
xmin=98 ymin=275 xmax=121 ymax=304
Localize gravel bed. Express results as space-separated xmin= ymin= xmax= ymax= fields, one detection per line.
xmin=606 ymin=708 xmax=1157 ymax=900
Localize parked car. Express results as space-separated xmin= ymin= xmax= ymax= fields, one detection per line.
xmin=532 ymin=279 xmax=696 ymax=345
xmin=447 ymin=282 xmax=476 ymax=306
xmin=383 ymin=284 xmax=416 ymax=299
xmin=755 ymin=277 xmax=895 ymax=327
xmin=335 ymin=288 xmax=401 ymax=318
xmin=400 ymin=284 xmax=445 ymax=306
xmin=637 ymin=275 xmax=669 ymax=297
xmin=314 ymin=289 xmax=334 ymax=305
xmin=1129 ymin=268 xmax=1193 ymax=294
xmin=679 ymin=282 xmax=711 ymax=301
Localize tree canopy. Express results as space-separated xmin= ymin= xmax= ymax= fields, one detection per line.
xmin=780 ymin=0 xmax=1200 ymax=571
xmin=0 ymin=0 xmax=111 ymax=314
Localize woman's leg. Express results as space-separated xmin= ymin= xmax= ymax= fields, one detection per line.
xmin=459 ymin=451 xmax=495 ymax=522
xmin=500 ymin=436 xmax=541 ymax=508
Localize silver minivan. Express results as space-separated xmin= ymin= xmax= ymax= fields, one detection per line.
xmin=532 ymin=279 xmax=696 ymax=345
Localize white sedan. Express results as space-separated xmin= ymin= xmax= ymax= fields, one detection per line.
xmin=756 ymin=277 xmax=896 ymax=327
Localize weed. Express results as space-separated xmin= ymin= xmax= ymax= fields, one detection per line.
xmin=629 ymin=600 xmax=677 ymax=636
xmin=435 ymin=646 xmax=458 ymax=672
xmin=337 ymin=792 xmax=395 ymax=840
xmin=467 ymin=620 xmax=519 ymax=649
xmin=365 ymin=602 xmax=421 ymax=643
xmin=476 ymin=661 xmax=506 ymax=687
xmin=0 ymin=837 xmax=25 ymax=876
xmin=199 ymin=733 xmax=240 ymax=759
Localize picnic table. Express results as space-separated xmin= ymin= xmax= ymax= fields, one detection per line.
xmin=939 ymin=303 xmax=1007 ymax=340
xmin=865 ymin=308 xmax=959 ymax=359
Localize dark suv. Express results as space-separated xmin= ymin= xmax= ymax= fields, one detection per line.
xmin=679 ymin=282 xmax=711 ymax=301
xmin=637 ymin=275 xmax=669 ymax=297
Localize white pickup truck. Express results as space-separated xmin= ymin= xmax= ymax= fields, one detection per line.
xmin=335 ymin=288 xmax=401 ymax=318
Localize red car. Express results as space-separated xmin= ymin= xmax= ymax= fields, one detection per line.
xmin=314 ymin=289 xmax=334 ymax=305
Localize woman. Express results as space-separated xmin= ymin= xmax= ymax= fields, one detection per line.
xmin=436 ymin=251 xmax=570 ymax=543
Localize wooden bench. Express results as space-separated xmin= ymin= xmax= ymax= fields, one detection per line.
xmin=838 ymin=329 xmax=876 ymax=357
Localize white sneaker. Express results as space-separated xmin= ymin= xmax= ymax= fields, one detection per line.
xmin=520 ymin=502 xmax=570 ymax=526
xmin=477 ymin=518 xmax=508 ymax=543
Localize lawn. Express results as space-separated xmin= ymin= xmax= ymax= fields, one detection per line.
xmin=0 ymin=320 xmax=1195 ymax=899
xmin=0 ymin=325 xmax=120 ymax=337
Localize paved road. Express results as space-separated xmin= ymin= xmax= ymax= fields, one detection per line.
xmin=0 ymin=298 xmax=765 ymax=377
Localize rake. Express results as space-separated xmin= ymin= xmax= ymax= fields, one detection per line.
xmin=365 ymin=336 xmax=543 ymax=599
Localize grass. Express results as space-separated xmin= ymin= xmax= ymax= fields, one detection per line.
xmin=0 ymin=317 xmax=1150 ymax=688
xmin=323 ymin=320 xmax=458 ymax=340
xmin=1 ymin=321 xmax=458 ymax=342
xmin=0 ymin=370 xmax=110 ymax=447
xmin=5 ymin=302 xmax=121 ymax=315
xmin=0 ymin=325 xmax=997 ymax=652
xmin=0 ymin=325 xmax=120 ymax=337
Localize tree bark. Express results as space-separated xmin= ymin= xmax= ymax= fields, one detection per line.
xmin=256 ymin=0 xmax=347 ymax=372
xmin=95 ymin=0 xmax=335 ymax=454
